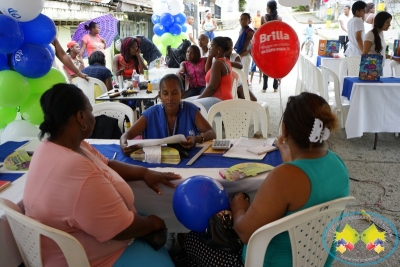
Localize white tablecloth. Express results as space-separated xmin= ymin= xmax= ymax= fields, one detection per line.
xmin=345 ymin=83 xmax=400 ymax=138
xmin=0 ymin=139 xmax=267 ymax=266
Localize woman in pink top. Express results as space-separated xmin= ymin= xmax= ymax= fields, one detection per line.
xmin=177 ymin=45 xmax=206 ymax=98
xmin=23 ymin=84 xmax=179 ymax=267
xmin=79 ymin=21 xmax=106 ymax=57
xmin=186 ymin=37 xmax=233 ymax=111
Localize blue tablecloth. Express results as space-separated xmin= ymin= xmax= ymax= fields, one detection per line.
xmin=92 ymin=144 xmax=283 ymax=168
xmin=341 ymin=77 xmax=400 ymax=100
xmin=316 ymin=56 xmax=330 ymax=67
xmin=0 ymin=141 xmax=28 ymax=183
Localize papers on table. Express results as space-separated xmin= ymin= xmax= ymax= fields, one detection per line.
xmin=127 ymin=134 xmax=187 ymax=147
xmin=223 ymin=137 xmax=276 ymax=160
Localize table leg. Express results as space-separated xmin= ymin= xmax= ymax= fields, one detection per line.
xmin=373 ymin=133 xmax=378 ymax=150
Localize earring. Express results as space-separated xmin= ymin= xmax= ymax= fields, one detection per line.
xmin=81 ymin=124 xmax=87 ymax=131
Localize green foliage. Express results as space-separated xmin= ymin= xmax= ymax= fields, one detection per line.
xmin=239 ymin=0 xmax=246 ymax=12
xmin=294 ymin=5 xmax=310 ymax=12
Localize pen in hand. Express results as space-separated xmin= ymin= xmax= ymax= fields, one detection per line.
xmin=112 ymin=152 xmax=117 ymax=160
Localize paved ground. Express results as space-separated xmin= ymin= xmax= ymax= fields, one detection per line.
xmin=216 ymin=4 xmax=400 ymax=266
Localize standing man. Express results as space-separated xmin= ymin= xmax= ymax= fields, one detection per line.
xmin=345 ymin=1 xmax=366 ymax=57
xmin=338 ymin=5 xmax=352 ymax=53
xmin=202 ymin=11 xmax=217 ymax=41
xmin=185 ymin=16 xmax=197 ymax=46
xmin=253 ymin=10 xmax=262 ymax=30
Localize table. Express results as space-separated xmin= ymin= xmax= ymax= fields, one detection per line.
xmin=148 ymin=67 xmax=179 ymax=82
xmin=344 ymin=78 xmax=400 ymax=144
xmin=0 ymin=139 xmax=282 ymax=266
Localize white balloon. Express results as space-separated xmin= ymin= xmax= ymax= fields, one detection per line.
xmin=153 ymin=2 xmax=170 ymax=16
xmin=0 ymin=0 xmax=44 ymax=22
xmin=0 ymin=120 xmax=39 ymax=144
xmin=166 ymin=0 xmax=183 ymax=16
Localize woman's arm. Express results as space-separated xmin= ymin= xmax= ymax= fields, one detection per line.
xmin=120 ymin=115 xmax=147 ymax=155
xmin=240 ymin=31 xmax=254 ymax=57
xmin=198 ymin=60 xmax=223 ymax=98
xmin=205 ymin=55 xmax=213 ymax=73
xmin=105 ymin=77 xmax=113 ymax=91
xmin=179 ymin=111 xmax=216 ymax=148
xmin=53 ymin=38 xmax=87 ymax=79
xmin=362 ymin=40 xmax=372 ymax=54
xmin=79 ymin=39 xmax=87 ymax=58
xmin=212 ymin=19 xmax=217 ymax=31
xmin=231 ymin=164 xmax=311 ymax=243
xmin=177 ymin=61 xmax=186 ymax=79
xmin=113 ymin=214 xmax=165 ymax=240
xmin=112 ymin=55 xmax=120 ymax=79
xmin=231 ymin=55 xmax=243 ymax=69
xmin=136 ymin=48 xmax=148 ymax=73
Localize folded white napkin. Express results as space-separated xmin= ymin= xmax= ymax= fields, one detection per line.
xmin=143 ymin=146 xmax=162 ymax=164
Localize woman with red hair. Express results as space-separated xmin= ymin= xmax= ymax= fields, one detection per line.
xmin=113 ymin=37 xmax=147 ymax=80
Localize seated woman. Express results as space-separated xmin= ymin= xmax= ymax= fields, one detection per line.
xmin=24 ymin=84 xmax=180 ymax=267
xmin=81 ymin=51 xmax=113 ymax=91
xmin=113 ymin=37 xmax=147 ymax=81
xmin=184 ymin=92 xmax=350 ymax=267
xmin=186 ymin=36 xmax=233 ymax=111
xmin=177 ymin=45 xmax=206 ymax=98
xmin=120 ymin=74 xmax=216 ymax=156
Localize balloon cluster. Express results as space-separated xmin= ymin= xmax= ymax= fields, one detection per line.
xmin=0 ymin=0 xmax=66 ymax=130
xmin=151 ymin=0 xmax=188 ymax=56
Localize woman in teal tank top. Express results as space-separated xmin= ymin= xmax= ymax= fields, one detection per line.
xmin=232 ymin=92 xmax=350 ymax=267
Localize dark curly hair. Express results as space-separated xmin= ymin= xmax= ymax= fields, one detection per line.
xmin=39 ymin=84 xmax=87 ymax=140
xmin=120 ymin=37 xmax=140 ymax=73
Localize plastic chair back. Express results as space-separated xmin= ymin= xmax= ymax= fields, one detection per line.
xmin=71 ymin=77 xmax=108 ymax=105
xmin=92 ymin=102 xmax=136 ymax=132
xmin=207 ymin=99 xmax=268 ymax=139
xmin=295 ymin=55 xmax=306 ymax=94
xmin=390 ymin=60 xmax=400 ymax=77
xmin=338 ymin=56 xmax=361 ymax=90
xmin=0 ymin=198 xmax=90 ymax=267
xmin=245 ymin=196 xmax=355 ymax=267
xmin=184 ymin=100 xmax=208 ymax=119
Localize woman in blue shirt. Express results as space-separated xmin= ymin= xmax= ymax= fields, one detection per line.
xmin=120 ymin=74 xmax=216 ymax=156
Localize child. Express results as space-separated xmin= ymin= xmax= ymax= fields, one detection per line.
xmin=234 ymin=13 xmax=254 ymax=83
xmin=301 ymin=19 xmax=317 ymax=51
xmin=198 ymin=34 xmax=210 ymax=57
xmin=345 ymin=1 xmax=367 ymax=57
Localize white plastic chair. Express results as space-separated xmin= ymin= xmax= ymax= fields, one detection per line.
xmin=295 ymin=55 xmax=306 ymax=95
xmin=321 ymin=66 xmax=350 ymax=128
xmin=390 ymin=60 xmax=400 ymax=77
xmin=338 ymin=56 xmax=361 ymax=91
xmin=0 ymin=198 xmax=90 ymax=267
xmin=245 ymin=196 xmax=355 ymax=267
xmin=207 ymin=99 xmax=268 ymax=139
xmin=301 ymin=59 xmax=325 ymax=97
xmin=71 ymin=77 xmax=108 ymax=105
xmin=232 ymin=67 xmax=271 ymax=135
xmin=184 ymin=99 xmax=208 ymax=119
xmin=92 ymin=102 xmax=136 ymax=132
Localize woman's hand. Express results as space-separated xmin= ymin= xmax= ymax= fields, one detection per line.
xmin=147 ymin=215 xmax=166 ymax=231
xmin=121 ymin=143 xmax=140 ymax=156
xmin=135 ymin=48 xmax=141 ymax=58
xmin=230 ymin=192 xmax=250 ymax=213
xmin=143 ymin=170 xmax=181 ymax=195
xmin=179 ymin=136 xmax=196 ymax=149
xmin=177 ymin=71 xmax=185 ymax=79
xmin=78 ymin=72 xmax=89 ymax=81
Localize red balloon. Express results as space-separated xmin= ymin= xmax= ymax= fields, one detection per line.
xmin=251 ymin=21 xmax=300 ymax=79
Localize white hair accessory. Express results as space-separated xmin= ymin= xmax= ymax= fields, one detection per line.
xmin=309 ymin=118 xmax=330 ymax=143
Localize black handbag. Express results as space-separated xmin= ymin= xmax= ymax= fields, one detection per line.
xmin=200 ymin=210 xmax=243 ymax=253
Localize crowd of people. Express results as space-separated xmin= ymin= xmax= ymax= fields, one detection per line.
xmin=20 ymin=2 xmax=361 ymax=267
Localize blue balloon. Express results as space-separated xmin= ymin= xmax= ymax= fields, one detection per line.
xmin=151 ymin=14 xmax=160 ymax=24
xmin=173 ymin=13 xmax=187 ymax=26
xmin=181 ymin=24 xmax=187 ymax=33
xmin=0 ymin=15 xmax=24 ymax=54
xmin=45 ymin=44 xmax=55 ymax=61
xmin=169 ymin=23 xmax=182 ymax=36
xmin=11 ymin=43 xmax=53 ymax=78
xmin=160 ymin=13 xmax=174 ymax=28
xmin=173 ymin=176 xmax=230 ymax=232
xmin=153 ymin=23 xmax=167 ymax=36
xmin=19 ymin=14 xmax=56 ymax=46
xmin=0 ymin=54 xmax=8 ymax=71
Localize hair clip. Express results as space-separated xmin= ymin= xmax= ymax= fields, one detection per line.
xmin=309 ymin=118 xmax=330 ymax=143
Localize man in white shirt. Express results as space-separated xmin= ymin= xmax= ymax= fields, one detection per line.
xmin=345 ymin=1 xmax=366 ymax=57
xmin=338 ymin=5 xmax=352 ymax=53
xmin=185 ymin=16 xmax=197 ymax=46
